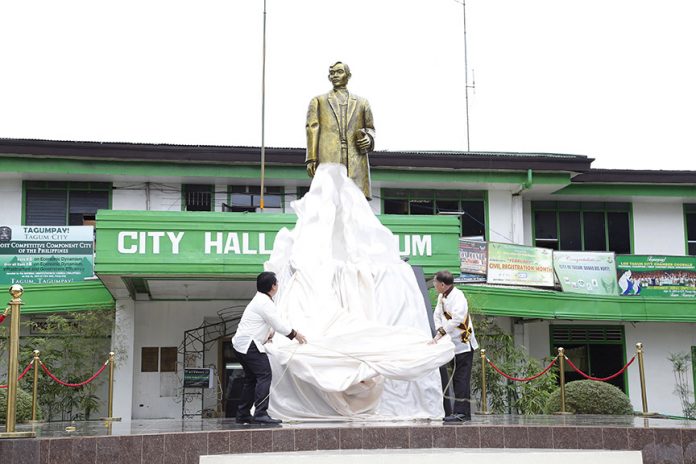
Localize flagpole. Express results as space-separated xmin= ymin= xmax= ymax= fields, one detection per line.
xmin=260 ymin=0 xmax=267 ymax=210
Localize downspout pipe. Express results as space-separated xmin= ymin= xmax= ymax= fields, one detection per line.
xmin=513 ymin=169 xmax=533 ymax=196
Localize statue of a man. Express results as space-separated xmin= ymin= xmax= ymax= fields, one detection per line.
xmin=306 ymin=62 xmax=376 ymax=199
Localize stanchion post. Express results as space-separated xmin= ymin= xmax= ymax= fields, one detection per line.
xmin=102 ymin=352 xmax=121 ymax=421
xmin=556 ymin=347 xmax=571 ymax=415
xmin=31 ymin=350 xmax=40 ymax=422
xmin=480 ymin=349 xmax=488 ymax=414
xmin=636 ymin=343 xmax=654 ymax=416
xmin=1 ymin=285 xmax=36 ymax=439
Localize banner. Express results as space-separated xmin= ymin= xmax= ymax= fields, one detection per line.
xmin=455 ymin=239 xmax=487 ymax=283
xmin=553 ymin=251 xmax=619 ymax=295
xmin=0 ymin=225 xmax=95 ymax=285
xmin=486 ymin=242 xmax=554 ymax=287
xmin=616 ymin=255 xmax=696 ymax=298
xmin=459 ymin=239 xmax=487 ymax=274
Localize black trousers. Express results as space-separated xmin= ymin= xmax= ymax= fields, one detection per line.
xmin=452 ymin=350 xmax=474 ymax=417
xmin=233 ymin=343 xmax=272 ymax=418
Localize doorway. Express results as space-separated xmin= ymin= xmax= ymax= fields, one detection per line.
xmin=220 ymin=339 xmax=246 ymax=418
xmin=550 ymin=325 xmax=627 ymax=392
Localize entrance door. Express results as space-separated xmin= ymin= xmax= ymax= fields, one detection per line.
xmin=550 ymin=325 xmax=627 ymax=392
xmin=221 ymin=340 xmax=246 ymax=418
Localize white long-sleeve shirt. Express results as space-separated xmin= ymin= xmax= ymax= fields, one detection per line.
xmin=433 ymin=286 xmax=478 ymax=354
xmin=232 ymin=292 xmax=293 ymax=354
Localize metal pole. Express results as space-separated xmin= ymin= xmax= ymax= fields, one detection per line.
xmin=259 ymin=0 xmax=267 ymax=210
xmin=636 ymin=343 xmax=650 ymax=415
xmin=480 ymin=349 xmax=488 ymax=414
xmin=558 ymin=347 xmax=567 ymax=414
xmin=31 ymin=350 xmax=40 ymax=421
xmin=101 ymin=351 xmax=121 ymax=421
xmin=462 ymin=0 xmax=471 ymax=151
xmin=1 ymin=285 xmax=35 ymax=438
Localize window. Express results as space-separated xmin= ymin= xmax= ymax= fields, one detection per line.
xmin=141 ymin=347 xmax=159 ymax=372
xmin=160 ymin=347 xmax=178 ymax=372
xmin=183 ymin=184 xmax=213 ymax=211
xmin=24 ymin=181 xmax=111 ymax=225
xmin=141 ymin=346 xmax=178 ymax=372
xmin=532 ymin=201 xmax=631 ymax=253
xmin=550 ymin=324 xmax=627 ymax=392
xmin=686 ymin=204 xmax=696 ymax=255
xmin=296 ymin=186 xmax=310 ymax=200
xmin=381 ymin=189 xmax=486 ymax=239
xmin=227 ymin=185 xmax=284 ymax=212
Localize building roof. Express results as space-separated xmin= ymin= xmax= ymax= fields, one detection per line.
xmin=572 ymin=169 xmax=696 ymax=184
xmin=0 ymin=138 xmax=593 ymax=173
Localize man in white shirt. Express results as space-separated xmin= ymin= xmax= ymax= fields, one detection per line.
xmin=431 ymin=270 xmax=479 ymax=422
xmin=232 ymin=272 xmax=307 ymax=424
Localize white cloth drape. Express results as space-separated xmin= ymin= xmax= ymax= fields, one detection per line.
xmin=265 ymin=164 xmax=455 ymax=420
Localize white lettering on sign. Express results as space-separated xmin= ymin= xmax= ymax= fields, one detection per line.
xmin=117 ymin=231 xmax=185 ymax=254
xmin=204 ymin=232 xmax=273 ymax=255
xmin=118 ymin=232 xmax=138 ymax=254
xmin=116 ymin=231 xmax=431 ymax=257
xmin=394 ymin=235 xmax=432 ymax=257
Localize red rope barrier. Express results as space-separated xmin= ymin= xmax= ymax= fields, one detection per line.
xmin=40 ymin=360 xmax=109 ymax=388
xmin=563 ymin=355 xmax=635 ymax=382
xmin=0 ymin=361 xmax=34 ymax=389
xmin=486 ymin=356 xmax=558 ymax=382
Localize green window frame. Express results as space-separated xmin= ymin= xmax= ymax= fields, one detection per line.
xmin=685 ymin=204 xmax=696 ymax=256
xmin=532 ymin=201 xmax=633 ymax=253
xmin=380 ymin=188 xmax=488 ymax=239
xmin=549 ymin=324 xmax=628 ymax=393
xmin=22 ymin=180 xmax=112 ymax=225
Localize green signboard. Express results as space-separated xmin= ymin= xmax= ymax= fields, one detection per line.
xmin=183 ymin=368 xmax=214 ymax=388
xmin=553 ymin=251 xmax=619 ymax=295
xmin=0 ymin=225 xmax=94 ymax=285
xmin=616 ymin=255 xmax=696 ymax=298
xmin=486 ymin=242 xmax=554 ymax=287
xmin=95 ymin=210 xmax=460 ymax=277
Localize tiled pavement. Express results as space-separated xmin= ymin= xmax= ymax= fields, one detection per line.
xmin=1 ymin=415 xmax=695 ymax=464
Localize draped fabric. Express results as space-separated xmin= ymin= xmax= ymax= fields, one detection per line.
xmin=265 ymin=164 xmax=454 ymax=420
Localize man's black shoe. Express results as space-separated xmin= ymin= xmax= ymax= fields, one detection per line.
xmin=235 ymin=415 xmax=254 ymax=424
xmin=443 ymin=413 xmax=471 ymax=422
xmin=253 ymin=414 xmax=282 ymax=424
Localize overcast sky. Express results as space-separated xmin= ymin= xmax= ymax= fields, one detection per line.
xmin=2 ymin=0 xmax=695 ymax=170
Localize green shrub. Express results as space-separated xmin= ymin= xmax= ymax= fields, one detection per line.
xmin=0 ymin=387 xmax=41 ymax=423
xmin=544 ymin=380 xmax=634 ymax=415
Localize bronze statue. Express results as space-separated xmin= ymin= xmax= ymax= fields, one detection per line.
xmin=306 ymin=62 xmax=376 ymax=199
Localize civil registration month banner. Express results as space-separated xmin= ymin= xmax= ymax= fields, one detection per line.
xmin=615 ymin=255 xmax=696 ymax=298
xmin=486 ymin=242 xmax=554 ymax=287
xmin=0 ymin=225 xmax=95 ymax=285
xmin=552 ymin=251 xmax=619 ymax=295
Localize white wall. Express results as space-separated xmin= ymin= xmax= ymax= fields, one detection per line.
xmin=522 ymin=200 xmax=533 ymax=246
xmin=521 ymin=319 xmax=696 ymax=416
xmin=632 ymin=202 xmax=686 ymax=255
xmin=625 ymin=322 xmax=696 ymax=416
xmin=0 ymin=178 xmax=22 ymax=224
xmin=487 ymin=190 xmax=514 ymax=243
xmin=112 ymin=298 xmax=135 ymax=420
xmin=112 ymin=182 xmax=146 ymax=211
xmin=149 ymin=183 xmax=182 ymax=211
xmin=131 ymin=299 xmax=249 ymax=419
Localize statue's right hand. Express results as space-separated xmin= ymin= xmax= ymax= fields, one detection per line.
xmin=306 ymin=161 xmax=317 ymax=177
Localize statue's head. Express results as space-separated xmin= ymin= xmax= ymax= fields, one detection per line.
xmin=328 ymin=62 xmax=351 ymax=89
